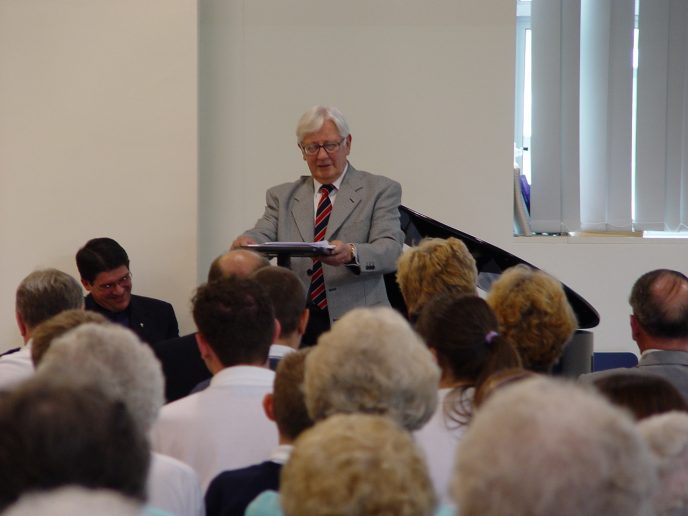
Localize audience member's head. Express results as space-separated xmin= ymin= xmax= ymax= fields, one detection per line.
xmin=415 ymin=293 xmax=521 ymax=424
xmin=15 ymin=269 xmax=83 ymax=341
xmin=30 ymin=309 xmax=108 ymax=366
xmin=592 ymin=373 xmax=688 ymax=420
xmin=75 ymin=237 xmax=132 ymax=313
xmin=37 ymin=323 xmax=165 ymax=433
xmin=486 ymin=264 xmax=577 ymax=372
xmin=192 ymin=277 xmax=275 ymax=370
xmin=305 ymin=307 xmax=439 ymax=431
xmin=266 ymin=349 xmax=313 ymax=442
xmin=472 ymin=367 xmax=537 ymax=408
xmin=281 ymin=413 xmax=436 ymax=516
xmin=396 ymin=237 xmax=478 ymax=319
xmin=3 ymin=487 xmax=142 ymax=516
xmin=629 ymin=269 xmax=688 ymax=348
xmin=638 ymin=412 xmax=688 ymax=516
xmin=0 ymin=378 xmax=149 ymax=511
xmin=251 ymin=266 xmax=308 ymax=345
xmin=452 ymin=377 xmax=656 ymax=516
xmin=207 ymin=249 xmax=270 ymax=282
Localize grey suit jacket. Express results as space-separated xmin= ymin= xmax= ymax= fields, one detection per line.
xmin=243 ymin=164 xmax=403 ymax=323
xmin=579 ymin=350 xmax=688 ymax=401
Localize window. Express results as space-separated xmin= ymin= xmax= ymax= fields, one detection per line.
xmin=514 ymin=0 xmax=688 ymax=236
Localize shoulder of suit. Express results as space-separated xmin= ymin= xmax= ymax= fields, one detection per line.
xmin=345 ymin=166 xmax=400 ymax=189
xmin=130 ymin=294 xmax=174 ymax=310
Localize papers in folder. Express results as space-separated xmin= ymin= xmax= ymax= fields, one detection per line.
xmin=244 ymin=241 xmax=335 ymax=256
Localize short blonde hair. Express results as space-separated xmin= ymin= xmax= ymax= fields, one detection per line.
xmin=30 ymin=309 xmax=108 ymax=366
xmin=486 ymin=265 xmax=577 ymax=371
xmin=281 ymin=414 xmax=436 ymax=516
xmin=453 ymin=377 xmax=656 ymax=516
xmin=305 ymin=307 xmax=439 ymax=431
xmin=396 ymin=237 xmax=477 ymax=316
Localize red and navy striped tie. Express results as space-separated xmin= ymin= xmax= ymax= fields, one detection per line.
xmin=309 ymin=184 xmax=335 ymax=309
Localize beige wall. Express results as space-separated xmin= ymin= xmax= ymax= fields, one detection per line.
xmin=0 ymin=0 xmax=198 ymax=350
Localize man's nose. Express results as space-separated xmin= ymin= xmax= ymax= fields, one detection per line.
xmin=316 ymin=146 xmax=329 ymax=159
xmin=112 ymin=283 xmax=125 ymax=295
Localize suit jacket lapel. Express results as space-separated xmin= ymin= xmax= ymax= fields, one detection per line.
xmin=291 ymin=178 xmax=315 ymax=242
xmin=327 ymin=165 xmax=362 ymax=239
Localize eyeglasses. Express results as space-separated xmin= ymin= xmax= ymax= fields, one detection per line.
xmin=300 ymin=138 xmax=346 ymax=156
xmin=95 ymin=272 xmax=132 ymax=292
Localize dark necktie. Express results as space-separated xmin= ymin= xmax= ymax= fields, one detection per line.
xmin=309 ymin=184 xmax=335 ymax=309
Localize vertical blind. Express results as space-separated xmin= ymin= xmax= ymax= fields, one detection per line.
xmin=529 ymin=0 xmax=688 ymax=234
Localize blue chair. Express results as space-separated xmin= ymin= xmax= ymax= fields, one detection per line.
xmin=591 ymin=352 xmax=638 ymax=372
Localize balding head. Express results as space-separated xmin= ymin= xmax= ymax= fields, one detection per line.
xmin=207 ymin=250 xmax=269 ymax=282
xmin=630 ymin=269 xmax=688 ymax=340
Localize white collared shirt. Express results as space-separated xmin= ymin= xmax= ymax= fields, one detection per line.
xmin=0 ymin=341 xmax=34 ymax=392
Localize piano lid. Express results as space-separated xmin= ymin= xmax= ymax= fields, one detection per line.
xmin=391 ymin=205 xmax=599 ymax=329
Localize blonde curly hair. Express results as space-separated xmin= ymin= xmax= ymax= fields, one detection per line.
xmin=486 ymin=265 xmax=576 ymax=371
xmin=396 ymin=237 xmax=477 ymax=317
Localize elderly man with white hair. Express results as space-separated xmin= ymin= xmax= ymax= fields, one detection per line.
xmin=37 ymin=323 xmax=204 ymax=516
xmin=451 ymin=377 xmax=657 ymax=516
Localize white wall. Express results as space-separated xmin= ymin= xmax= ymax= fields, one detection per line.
xmin=199 ymin=0 xmax=688 ymax=355
xmin=0 ymin=0 xmax=198 ymax=351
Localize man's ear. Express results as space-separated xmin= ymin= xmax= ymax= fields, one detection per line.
xmin=297 ymin=309 xmax=310 ymax=336
xmin=273 ymin=319 xmax=281 ymax=342
xmin=195 ymin=332 xmax=212 ymax=360
xmin=80 ymin=278 xmax=93 ymax=293
xmin=630 ymin=314 xmax=641 ymax=342
xmin=15 ymin=311 xmax=28 ymax=339
xmin=262 ymin=393 xmax=276 ymax=422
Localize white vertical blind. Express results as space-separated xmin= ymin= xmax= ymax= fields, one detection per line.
xmin=635 ymin=0 xmax=688 ymax=231
xmin=527 ymin=0 xmax=688 ymax=234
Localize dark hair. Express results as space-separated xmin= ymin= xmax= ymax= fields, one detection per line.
xmin=0 ymin=379 xmax=149 ymax=511
xmin=75 ymin=238 xmax=129 ymax=283
xmin=630 ymin=269 xmax=688 ymax=339
xmin=592 ymin=373 xmax=688 ymax=420
xmin=273 ymin=349 xmax=313 ymax=440
xmin=192 ymin=277 xmax=275 ymax=367
xmin=251 ymin=267 xmax=306 ymax=336
xmin=15 ymin=269 xmax=84 ymax=330
xmin=415 ymin=293 xmax=521 ymax=424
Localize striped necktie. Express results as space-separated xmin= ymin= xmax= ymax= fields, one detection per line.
xmin=309 ymin=184 xmax=335 ymax=309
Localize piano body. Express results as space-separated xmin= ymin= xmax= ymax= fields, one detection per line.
xmin=384 ymin=206 xmax=599 ymax=377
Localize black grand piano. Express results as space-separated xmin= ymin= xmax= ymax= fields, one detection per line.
xmin=384 ymin=206 xmax=599 ymax=377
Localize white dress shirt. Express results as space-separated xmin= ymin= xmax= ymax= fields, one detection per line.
xmin=0 ymin=342 xmax=34 ymax=391
xmin=148 ymin=452 xmax=204 ymax=516
xmin=150 ymin=365 xmax=277 ymax=490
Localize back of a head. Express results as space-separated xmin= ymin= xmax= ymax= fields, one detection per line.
xmin=453 ymin=377 xmax=656 ymax=516
xmin=0 ymin=378 xmax=149 ymax=511
xmin=30 ymin=309 xmax=108 ymax=367
xmin=486 ymin=264 xmax=577 ymax=371
xmin=273 ymin=349 xmax=313 ymax=441
xmin=3 ymin=487 xmax=143 ymax=516
xmin=251 ymin=266 xmax=307 ymax=337
xmin=304 ymin=307 xmax=440 ymax=431
xmin=75 ymin=237 xmax=129 ymax=282
xmin=192 ymin=277 xmax=275 ymax=367
xmin=281 ymin=413 xmax=436 ymax=516
xmin=396 ymin=237 xmax=478 ymax=317
xmin=15 ymin=269 xmax=84 ymax=330
xmin=630 ymin=269 xmax=688 ymax=339
xmin=36 ymin=323 xmax=164 ymax=433
xmin=638 ymin=412 xmax=688 ymax=515
xmin=593 ymin=373 xmax=688 ymax=420
xmin=416 ymin=293 xmax=521 ymax=385
xmin=207 ymin=250 xmax=270 ymax=282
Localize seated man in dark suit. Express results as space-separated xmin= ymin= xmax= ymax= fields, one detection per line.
xmin=205 ymin=349 xmax=313 ymax=516
xmin=76 ymin=237 xmax=178 ymax=345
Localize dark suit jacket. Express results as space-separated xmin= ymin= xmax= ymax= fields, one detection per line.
xmin=580 ymin=349 xmax=688 ymax=401
xmin=85 ymin=293 xmax=179 ymax=345
xmin=243 ymin=165 xmax=404 ymax=324
xmin=205 ymin=461 xmax=282 ymax=516
xmin=152 ymin=332 xmax=212 ymax=403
